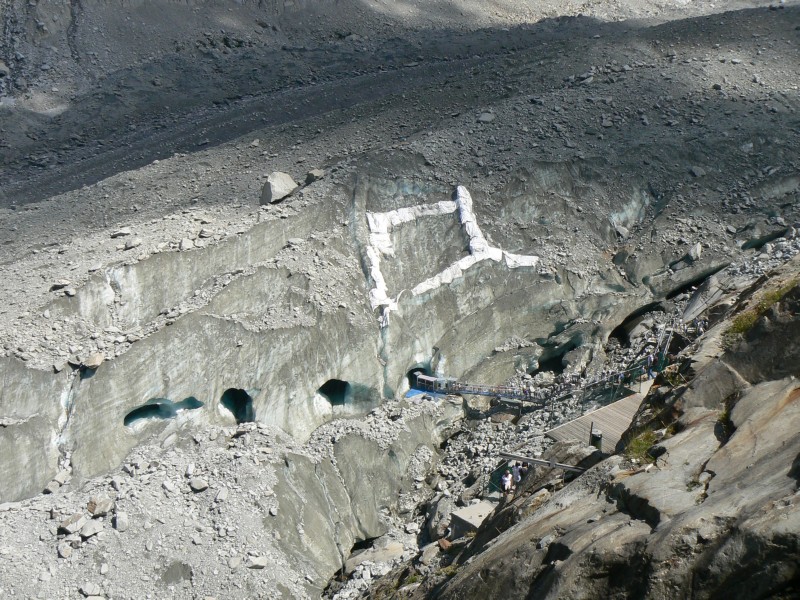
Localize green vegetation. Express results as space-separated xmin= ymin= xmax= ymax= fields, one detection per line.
xmin=624 ymin=430 xmax=658 ymax=464
xmin=727 ymin=279 xmax=798 ymax=336
xmin=439 ymin=565 xmax=459 ymax=578
xmin=403 ymin=574 xmax=420 ymax=585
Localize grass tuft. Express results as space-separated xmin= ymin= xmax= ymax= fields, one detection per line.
xmin=727 ymin=279 xmax=798 ymax=335
xmin=624 ymin=430 xmax=657 ymax=464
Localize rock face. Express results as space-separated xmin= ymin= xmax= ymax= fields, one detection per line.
xmin=387 ymin=262 xmax=800 ymax=600
xmin=0 ymin=397 xmax=463 ymax=598
xmin=0 ymin=358 xmax=64 ymax=501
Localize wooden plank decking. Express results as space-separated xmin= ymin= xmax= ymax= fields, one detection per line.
xmin=545 ymin=380 xmax=653 ymax=453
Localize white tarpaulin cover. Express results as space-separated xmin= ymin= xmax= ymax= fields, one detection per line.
xmin=365 ymin=185 xmax=539 ymax=321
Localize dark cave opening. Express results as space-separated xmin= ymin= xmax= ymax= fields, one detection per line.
xmin=324 ymin=536 xmax=380 ymax=590
xmin=609 ymin=302 xmax=665 ymax=347
xmin=665 ymin=264 xmax=728 ymax=300
xmin=123 ymin=396 xmax=203 ymax=427
xmin=740 ymin=228 xmax=789 ymax=251
xmin=317 ymin=379 xmax=350 ymax=406
xmin=406 ymin=366 xmax=432 ymax=388
xmin=533 ymin=353 xmax=567 ymax=375
xmin=220 ymin=388 xmax=255 ymax=423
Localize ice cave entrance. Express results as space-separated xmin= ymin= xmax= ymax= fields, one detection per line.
xmin=406 ymin=367 xmax=432 ymax=390
xmin=220 ymin=388 xmax=255 ymax=423
xmin=317 ymin=379 xmax=351 ymax=406
xmin=124 ymin=397 xmax=203 ymax=427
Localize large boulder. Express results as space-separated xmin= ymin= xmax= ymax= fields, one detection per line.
xmin=260 ymin=172 xmax=298 ymax=204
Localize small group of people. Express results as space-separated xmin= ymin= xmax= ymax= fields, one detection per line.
xmin=501 ymin=461 xmax=530 ymax=498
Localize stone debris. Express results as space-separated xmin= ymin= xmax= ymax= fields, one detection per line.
xmin=57 ymin=542 xmax=73 ymax=558
xmin=79 ymin=519 xmax=103 ymax=539
xmin=59 ymin=513 xmax=88 ymax=535
xmin=87 ymin=495 xmax=114 ymax=517
xmin=245 ymin=555 xmax=269 ymax=569
xmin=110 ymin=227 xmax=131 ymax=238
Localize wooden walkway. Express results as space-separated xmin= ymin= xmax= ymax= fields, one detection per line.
xmin=545 ymin=380 xmax=653 ymax=453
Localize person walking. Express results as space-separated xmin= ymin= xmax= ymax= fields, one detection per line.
xmin=501 ymin=470 xmax=513 ymax=497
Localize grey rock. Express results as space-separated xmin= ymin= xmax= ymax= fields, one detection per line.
xmin=690 ymin=165 xmax=707 ymax=177
xmin=80 ymin=519 xmax=103 ymax=539
xmin=110 ymin=227 xmax=131 ymax=238
xmin=478 ymin=112 xmax=496 ymax=123
xmin=124 ymin=238 xmax=142 ymax=250
xmin=179 ymin=238 xmax=195 ymax=251
xmin=419 ymin=542 xmax=440 ymax=566
xmin=405 ymin=522 xmax=420 ymax=534
xmin=83 ymin=353 xmax=104 ymax=370
xmin=87 ymin=495 xmax=114 ymax=517
xmin=670 ymin=242 xmax=703 ymax=271
xmin=57 ymin=542 xmax=73 ymax=559
xmin=59 ymin=513 xmax=88 ymax=535
xmin=43 ymin=481 xmax=61 ymax=494
xmin=245 ymin=555 xmax=269 ymax=569
xmin=305 ymin=168 xmax=325 ymax=184
xmin=189 ymin=477 xmax=209 ymax=492
xmin=113 ymin=512 xmax=129 ymax=532
xmin=53 ymin=470 xmax=70 ymax=485
xmin=260 ymin=172 xmax=298 ymax=204
xmin=426 ymin=495 xmax=455 ymax=541
xmin=79 ymin=582 xmax=102 ymax=597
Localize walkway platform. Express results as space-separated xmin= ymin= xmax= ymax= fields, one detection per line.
xmin=545 ymin=380 xmax=653 ymax=453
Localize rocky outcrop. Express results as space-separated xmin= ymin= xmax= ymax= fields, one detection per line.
xmin=380 ymin=263 xmax=800 ymax=600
